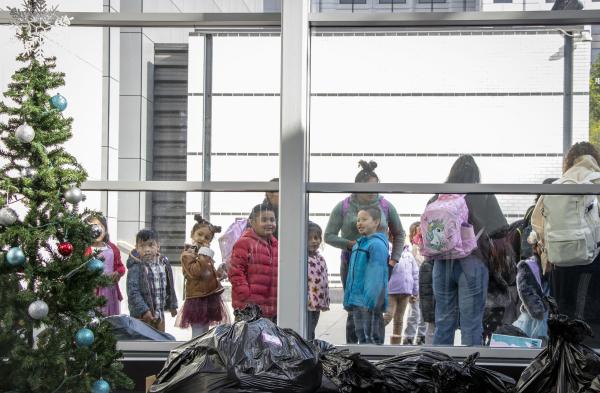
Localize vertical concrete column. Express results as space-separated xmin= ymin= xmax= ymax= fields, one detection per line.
xmin=118 ymin=0 xmax=155 ymax=245
xmin=102 ymin=0 xmax=120 ymax=239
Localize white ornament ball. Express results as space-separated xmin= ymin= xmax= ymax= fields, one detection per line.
xmin=28 ymin=300 xmax=49 ymax=320
xmin=21 ymin=167 xmax=37 ymax=178
xmin=15 ymin=124 xmax=35 ymax=143
xmin=0 ymin=207 xmax=18 ymax=226
xmin=64 ymin=187 xmax=83 ymax=204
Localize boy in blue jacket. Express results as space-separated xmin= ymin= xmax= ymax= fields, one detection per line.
xmin=343 ymin=207 xmax=389 ymax=344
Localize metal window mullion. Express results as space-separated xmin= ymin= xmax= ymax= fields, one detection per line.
xmin=563 ymin=32 xmax=573 ymax=155
xmin=202 ymin=34 xmax=213 ymax=220
xmin=278 ymin=0 xmax=310 ymax=336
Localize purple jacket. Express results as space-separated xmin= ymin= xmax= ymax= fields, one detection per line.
xmin=388 ymin=248 xmax=419 ymax=295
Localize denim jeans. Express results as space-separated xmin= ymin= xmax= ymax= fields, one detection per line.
xmin=352 ymin=307 xmax=384 ymax=345
xmin=432 ymin=255 xmax=488 ymax=346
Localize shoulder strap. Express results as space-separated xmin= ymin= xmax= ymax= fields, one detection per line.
xmin=341 ymin=196 xmax=351 ymax=218
xmin=380 ymin=197 xmax=390 ymax=220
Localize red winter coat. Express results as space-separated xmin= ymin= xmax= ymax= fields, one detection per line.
xmin=229 ymin=228 xmax=278 ymax=318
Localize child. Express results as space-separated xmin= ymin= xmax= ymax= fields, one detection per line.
xmin=512 ymin=230 xmax=549 ymax=340
xmin=86 ymin=214 xmax=125 ymax=316
xmin=384 ymin=243 xmax=419 ymax=345
xmin=307 ymin=221 xmax=330 ymax=340
xmin=343 ymin=207 xmax=389 ymax=345
xmin=126 ymin=229 xmax=178 ymax=332
xmin=403 ymin=222 xmax=427 ymax=345
xmin=177 ymin=215 xmax=230 ymax=337
xmin=229 ymin=203 xmax=278 ymax=321
xmin=419 ymin=258 xmax=435 ymax=345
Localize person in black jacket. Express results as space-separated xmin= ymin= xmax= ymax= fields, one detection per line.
xmin=419 ymin=259 xmax=435 ymax=344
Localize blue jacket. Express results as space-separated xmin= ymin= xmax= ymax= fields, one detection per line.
xmin=343 ymin=232 xmax=389 ymax=312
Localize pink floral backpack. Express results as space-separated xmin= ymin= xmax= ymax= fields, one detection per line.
xmin=420 ymin=194 xmax=480 ymax=260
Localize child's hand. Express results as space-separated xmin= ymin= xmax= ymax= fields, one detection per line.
xmin=346 ymin=240 xmax=356 ymax=250
xmin=389 ymin=259 xmax=398 ymax=267
xmin=142 ymin=310 xmax=154 ymax=323
xmin=170 ymin=309 xmax=178 ymax=318
xmin=409 ymin=296 xmax=417 ymax=303
xmin=110 ymin=272 xmax=121 ymax=282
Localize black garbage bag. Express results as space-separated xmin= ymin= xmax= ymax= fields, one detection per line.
xmin=493 ymin=324 xmax=528 ymax=338
xmin=151 ymin=324 xmax=238 ymax=393
xmin=104 ymin=314 xmax=176 ymax=341
xmin=312 ymin=339 xmax=384 ymax=393
xmin=218 ymin=305 xmax=322 ymax=393
xmin=431 ymin=352 xmax=516 ymax=393
xmin=151 ymin=305 xmax=322 ymax=393
xmin=516 ymin=314 xmax=600 ymax=393
xmin=376 ymin=349 xmax=455 ymax=393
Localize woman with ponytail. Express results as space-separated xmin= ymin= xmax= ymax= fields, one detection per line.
xmin=325 ymin=160 xmax=406 ymax=344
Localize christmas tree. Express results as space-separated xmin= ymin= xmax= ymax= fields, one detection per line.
xmin=0 ymin=1 xmax=132 ymax=392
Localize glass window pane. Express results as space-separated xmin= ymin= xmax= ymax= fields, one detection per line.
xmin=101 ymin=191 xmax=272 ymax=341
xmin=309 ymin=28 xmax=593 ymax=182
xmin=309 ymin=190 xmax=600 ymax=347
xmin=311 ymin=0 xmax=567 ymax=12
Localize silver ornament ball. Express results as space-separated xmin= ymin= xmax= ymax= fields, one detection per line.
xmin=21 ymin=167 xmax=37 ymax=178
xmin=64 ymin=187 xmax=83 ymax=204
xmin=28 ymin=300 xmax=49 ymax=320
xmin=0 ymin=207 xmax=18 ymax=226
xmin=15 ymin=123 xmax=35 ymax=143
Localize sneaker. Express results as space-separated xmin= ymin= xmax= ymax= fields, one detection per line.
xmin=402 ymin=337 xmax=414 ymax=345
xmin=416 ymin=336 xmax=426 ymax=345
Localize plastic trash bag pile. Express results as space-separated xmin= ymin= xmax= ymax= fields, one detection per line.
xmin=148 ymin=306 xmax=600 ymax=393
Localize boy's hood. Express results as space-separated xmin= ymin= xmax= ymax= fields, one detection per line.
xmin=359 ymin=231 xmax=389 ymax=245
xmin=126 ymin=250 xmax=142 ymax=268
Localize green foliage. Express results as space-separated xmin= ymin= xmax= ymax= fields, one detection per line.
xmin=0 ymin=3 xmax=132 ymax=392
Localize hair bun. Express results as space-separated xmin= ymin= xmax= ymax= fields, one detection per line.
xmin=358 ymin=159 xmax=377 ymax=171
xmin=212 ymin=225 xmax=222 ymax=234
xmin=193 ymin=214 xmax=204 ymax=223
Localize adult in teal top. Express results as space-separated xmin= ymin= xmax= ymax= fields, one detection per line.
xmin=325 ymin=160 xmax=406 ymax=344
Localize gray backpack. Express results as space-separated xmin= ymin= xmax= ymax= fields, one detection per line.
xmin=541 ymin=172 xmax=600 ymax=267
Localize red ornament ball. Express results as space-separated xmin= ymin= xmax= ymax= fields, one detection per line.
xmin=57 ymin=242 xmax=74 ymax=257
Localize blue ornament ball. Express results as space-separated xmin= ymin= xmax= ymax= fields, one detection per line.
xmin=6 ymin=247 xmax=26 ymax=267
xmin=87 ymin=258 xmax=104 ymax=273
xmin=91 ymin=379 xmax=110 ymax=393
xmin=50 ymin=93 xmax=67 ymax=111
xmin=75 ymin=328 xmax=94 ymax=348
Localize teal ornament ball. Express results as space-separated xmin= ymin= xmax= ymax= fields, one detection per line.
xmin=75 ymin=328 xmax=94 ymax=348
xmin=91 ymin=379 xmax=110 ymax=393
xmin=87 ymin=258 xmax=104 ymax=273
xmin=50 ymin=93 xmax=67 ymax=111
xmin=6 ymin=247 xmax=26 ymax=267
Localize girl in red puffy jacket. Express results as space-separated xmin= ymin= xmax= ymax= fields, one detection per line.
xmin=229 ymin=203 xmax=278 ymax=321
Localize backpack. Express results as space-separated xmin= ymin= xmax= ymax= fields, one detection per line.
xmin=218 ymin=218 xmax=248 ymax=266
xmin=341 ymin=196 xmax=390 ymax=222
xmin=420 ymin=194 xmax=480 ymax=260
xmin=540 ymin=173 xmax=600 ymax=267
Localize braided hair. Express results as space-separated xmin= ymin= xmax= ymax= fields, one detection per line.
xmin=191 ymin=214 xmax=222 ymax=238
